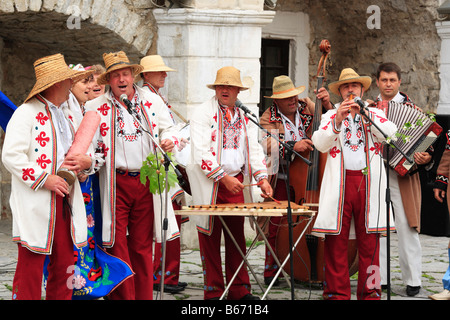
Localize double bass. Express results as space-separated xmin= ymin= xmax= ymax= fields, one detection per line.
xmin=275 ymin=40 xmax=358 ymax=283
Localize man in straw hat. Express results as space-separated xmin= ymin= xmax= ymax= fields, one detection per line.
xmin=139 ymin=54 xmax=188 ymax=294
xmin=311 ymin=68 xmax=398 ymax=300
xmin=187 ymin=66 xmax=272 ymax=300
xmin=259 ymin=75 xmax=333 ymax=285
xmin=2 ymin=53 xmax=95 ymax=300
xmin=85 ymin=51 xmax=179 ymax=300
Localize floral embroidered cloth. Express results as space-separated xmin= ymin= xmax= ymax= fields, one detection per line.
xmin=44 ymin=175 xmax=133 ymax=299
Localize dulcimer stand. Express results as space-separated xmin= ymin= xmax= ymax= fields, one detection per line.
xmin=177 ymin=202 xmax=315 ymax=300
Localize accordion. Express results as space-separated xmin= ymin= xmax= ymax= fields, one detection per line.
xmin=379 ymin=101 xmax=442 ymax=176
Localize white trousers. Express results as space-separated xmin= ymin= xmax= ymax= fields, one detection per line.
xmin=380 ymin=169 xmax=422 ymax=287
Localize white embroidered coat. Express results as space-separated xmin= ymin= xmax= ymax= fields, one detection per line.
xmin=186 ymin=96 xmax=268 ymax=235
xmin=2 ymin=96 xmax=88 ymax=254
xmin=311 ymin=106 xmax=398 ymax=237
xmin=84 ymin=86 xmax=179 ymax=247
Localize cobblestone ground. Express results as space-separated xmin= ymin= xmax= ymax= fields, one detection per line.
xmin=0 ymin=218 xmax=448 ymax=301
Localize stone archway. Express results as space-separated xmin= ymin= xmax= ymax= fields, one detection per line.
xmin=0 ymin=0 xmax=158 ymax=219
xmin=0 ymin=0 xmax=157 ymax=105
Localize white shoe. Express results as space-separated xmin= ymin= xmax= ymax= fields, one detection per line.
xmin=429 ymin=289 xmax=450 ymax=300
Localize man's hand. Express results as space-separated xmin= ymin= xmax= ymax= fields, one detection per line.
xmin=258 ymin=179 xmax=273 ymax=199
xmin=315 ymin=87 xmax=333 ymax=110
xmin=220 ymin=175 xmax=244 ymax=194
xmin=62 ymin=154 xmax=92 ymax=174
xmin=160 ymin=138 xmax=175 ymax=153
xmin=434 ymin=188 xmax=446 ymax=203
xmin=414 ymin=152 xmax=431 ymax=165
xmin=293 ymin=139 xmax=314 ymax=153
xmin=335 ymin=97 xmax=360 ymax=126
xmin=178 ymin=138 xmax=189 ymax=151
xmin=43 ymin=175 xmax=70 ymax=197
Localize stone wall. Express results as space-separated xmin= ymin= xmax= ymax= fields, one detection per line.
xmin=0 ymin=0 xmax=162 ymax=219
xmin=276 ymin=0 xmax=442 ymax=112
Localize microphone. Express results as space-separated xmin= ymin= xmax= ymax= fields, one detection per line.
xmin=120 ymin=94 xmax=135 ymax=115
xmin=353 ymin=96 xmax=366 ymax=109
xmin=235 ymin=100 xmax=257 ymax=118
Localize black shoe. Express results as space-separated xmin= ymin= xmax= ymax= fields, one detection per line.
xmin=240 ymin=294 xmax=260 ymax=300
xmin=154 ymin=284 xmax=185 ymax=294
xmin=406 ymin=285 xmax=421 ymax=296
xmin=264 ymin=277 xmax=280 ymax=286
xmin=178 ymin=281 xmax=188 ymax=288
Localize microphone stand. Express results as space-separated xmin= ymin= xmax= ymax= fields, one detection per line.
xmin=239 ymin=106 xmax=311 ymax=300
xmin=125 ymin=102 xmax=184 ymax=300
xmin=358 ymin=105 xmax=413 ymax=301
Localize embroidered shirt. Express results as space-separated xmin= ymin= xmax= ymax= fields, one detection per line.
xmin=110 ymin=87 xmax=152 ymax=171
xmin=377 ymin=91 xmax=405 ymax=104
xmin=340 ymin=112 xmax=366 ymax=171
xmin=220 ymin=104 xmax=246 ymax=177
xmin=41 ymin=95 xmax=73 ymax=170
xmin=279 ymin=110 xmax=306 ymax=142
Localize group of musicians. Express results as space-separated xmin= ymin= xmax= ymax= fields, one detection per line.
xmin=2 ymin=50 xmax=448 ymax=301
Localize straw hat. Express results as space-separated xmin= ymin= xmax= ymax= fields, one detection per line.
xmin=207 ymin=66 xmax=249 ymax=91
xmin=140 ymin=55 xmax=176 ymax=73
xmin=97 ymin=51 xmax=144 ymax=85
xmin=24 ymin=54 xmax=93 ymax=103
xmin=328 ymin=68 xmax=372 ymax=96
xmin=264 ymin=75 xmax=305 ymax=99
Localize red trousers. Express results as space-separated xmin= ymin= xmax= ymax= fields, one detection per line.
xmin=154 ymin=204 xmax=182 ymax=285
xmin=106 ymin=172 xmax=154 ymax=300
xmin=197 ymin=173 xmax=252 ymax=300
xmin=12 ymin=195 xmax=74 ymax=300
xmin=323 ymin=170 xmax=381 ymax=300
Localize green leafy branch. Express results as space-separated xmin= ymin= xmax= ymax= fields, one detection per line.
xmin=140 ymin=152 xmax=179 ymax=194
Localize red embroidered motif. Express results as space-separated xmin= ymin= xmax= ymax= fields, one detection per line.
xmin=35 ymin=132 xmax=50 ymax=147
xmin=100 ymin=123 xmax=109 ymax=137
xmin=223 ymin=116 xmax=243 ymax=150
xmin=22 ymin=168 xmax=36 ymax=181
xmin=201 ymin=159 xmax=212 ymax=171
xmin=36 ymin=154 xmax=51 ymax=169
xmin=375 ymin=114 xmax=387 ymax=123
xmin=144 ymin=101 xmax=152 ymax=109
xmin=98 ymin=103 xmax=110 ymax=116
xmin=98 ymin=142 xmax=109 ymax=158
xmin=370 ymin=142 xmax=382 ymax=155
xmin=172 ymin=136 xmax=179 ymax=146
xmin=36 ymin=112 xmax=49 ymax=125
xmin=330 ymin=146 xmax=341 ymax=158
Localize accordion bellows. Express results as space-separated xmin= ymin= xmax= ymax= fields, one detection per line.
xmin=381 ymin=101 xmax=443 ymax=176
